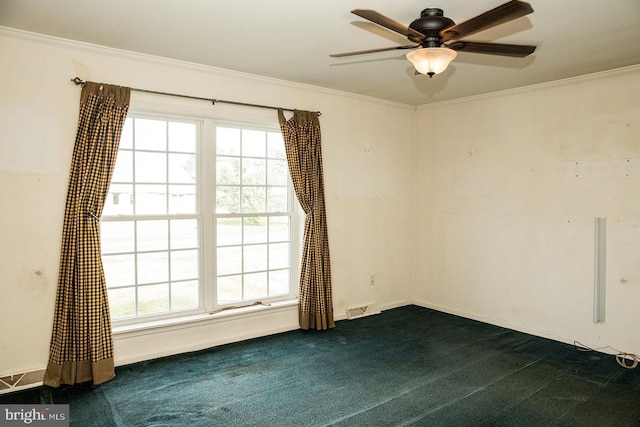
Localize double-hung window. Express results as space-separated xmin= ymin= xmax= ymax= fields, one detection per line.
xmin=101 ymin=113 xmax=297 ymax=324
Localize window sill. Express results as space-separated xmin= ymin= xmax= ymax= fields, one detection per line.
xmin=112 ymin=298 xmax=298 ymax=338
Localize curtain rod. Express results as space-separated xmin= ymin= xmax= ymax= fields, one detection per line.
xmin=70 ymin=77 xmax=321 ymax=116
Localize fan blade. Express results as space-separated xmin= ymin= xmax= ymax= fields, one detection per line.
xmin=351 ymin=9 xmax=426 ymax=40
xmin=448 ymin=41 xmax=536 ymax=57
xmin=440 ymin=0 xmax=534 ymax=41
xmin=330 ymin=45 xmax=418 ymax=58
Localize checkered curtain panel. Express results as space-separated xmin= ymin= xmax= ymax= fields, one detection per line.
xmin=278 ymin=109 xmax=334 ymax=330
xmin=43 ymin=82 xmax=130 ymax=387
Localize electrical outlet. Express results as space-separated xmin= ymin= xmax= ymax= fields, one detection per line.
xmin=369 ymin=273 xmax=376 ymax=286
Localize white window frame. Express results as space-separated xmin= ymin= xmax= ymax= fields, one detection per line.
xmin=210 ymin=120 xmax=298 ymax=308
xmin=103 ymin=107 xmax=300 ymax=328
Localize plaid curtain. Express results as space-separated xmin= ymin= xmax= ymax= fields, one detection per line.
xmin=43 ymin=82 xmax=130 ymax=387
xmin=278 ymin=109 xmax=334 ymax=330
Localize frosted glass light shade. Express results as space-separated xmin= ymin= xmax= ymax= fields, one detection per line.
xmin=406 ymin=47 xmax=457 ymax=77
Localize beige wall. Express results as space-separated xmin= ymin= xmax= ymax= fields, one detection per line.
xmin=0 ymin=28 xmax=414 ymax=376
xmin=413 ymin=66 xmax=640 ymax=354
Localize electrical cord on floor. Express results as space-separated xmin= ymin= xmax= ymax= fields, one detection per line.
xmin=574 ymin=341 xmax=639 ymax=369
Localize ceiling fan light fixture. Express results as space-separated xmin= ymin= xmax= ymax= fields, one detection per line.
xmin=406 ymin=47 xmax=457 ymax=77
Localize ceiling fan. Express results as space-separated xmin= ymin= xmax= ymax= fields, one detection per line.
xmin=330 ymin=0 xmax=536 ymax=78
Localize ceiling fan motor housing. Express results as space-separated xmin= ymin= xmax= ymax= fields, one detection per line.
xmin=408 ymin=8 xmax=455 ymax=46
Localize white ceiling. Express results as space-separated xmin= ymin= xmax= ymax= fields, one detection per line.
xmin=1 ymin=0 xmax=640 ymax=105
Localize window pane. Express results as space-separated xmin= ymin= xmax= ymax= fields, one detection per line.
xmin=269 ymin=242 xmax=289 ymax=270
xmin=138 ymin=252 xmax=169 ymax=284
xmin=216 ymin=186 xmax=240 ymax=213
xmin=108 ymin=287 xmax=136 ymax=319
xmin=217 ymin=275 xmax=242 ymax=304
xmin=267 ymin=159 xmax=288 ymax=185
xmin=241 ymin=186 xmax=265 ymax=213
xmin=169 ymin=184 xmax=196 ymax=214
xmin=104 ymin=184 xmax=133 ymax=216
xmin=269 ymin=216 xmax=289 ymax=242
xmin=217 ymin=218 xmax=241 ymax=246
xmin=169 ymin=153 xmax=196 ymax=183
xmin=112 ymin=150 xmax=133 ymax=182
xmin=245 ymin=272 xmax=268 ymax=300
xmin=135 ymin=118 xmax=166 ymax=151
xmin=171 ymin=219 xmax=198 ymax=249
xmin=242 ymin=158 xmax=266 ymax=185
xmin=244 ymin=244 xmax=267 ymax=272
xmin=120 ymin=118 xmax=133 ymax=149
xmin=244 ymin=217 xmax=267 ymax=244
xmin=103 ymin=254 xmax=135 ymax=288
xmin=135 ymin=184 xmax=167 ymax=215
xmin=171 ymin=280 xmax=199 ymax=310
xmin=135 ymin=152 xmax=166 ymax=183
xmin=138 ymin=283 xmax=169 ymax=315
xmin=267 ymin=187 xmax=287 ymax=212
xmin=242 ymin=129 xmax=266 ymax=157
xmin=216 ymin=127 xmax=240 ymax=155
xmin=169 ymin=122 xmax=196 ymax=153
xmin=267 ymin=131 xmax=285 ymax=158
xmin=101 ymin=221 xmax=134 ymax=254
xmin=217 ymin=246 xmax=242 ymax=275
xmin=137 ymin=220 xmax=168 ymax=251
xmin=171 ymin=249 xmax=199 ymax=281
xmin=269 ymin=270 xmax=290 ymax=296
xmin=217 ymin=157 xmax=240 ymax=185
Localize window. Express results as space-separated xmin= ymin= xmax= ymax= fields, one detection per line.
xmin=215 ymin=126 xmax=293 ymax=304
xmin=101 ymin=114 xmax=296 ymax=323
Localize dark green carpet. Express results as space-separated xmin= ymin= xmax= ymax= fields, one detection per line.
xmin=2 ymin=305 xmax=639 ymax=426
